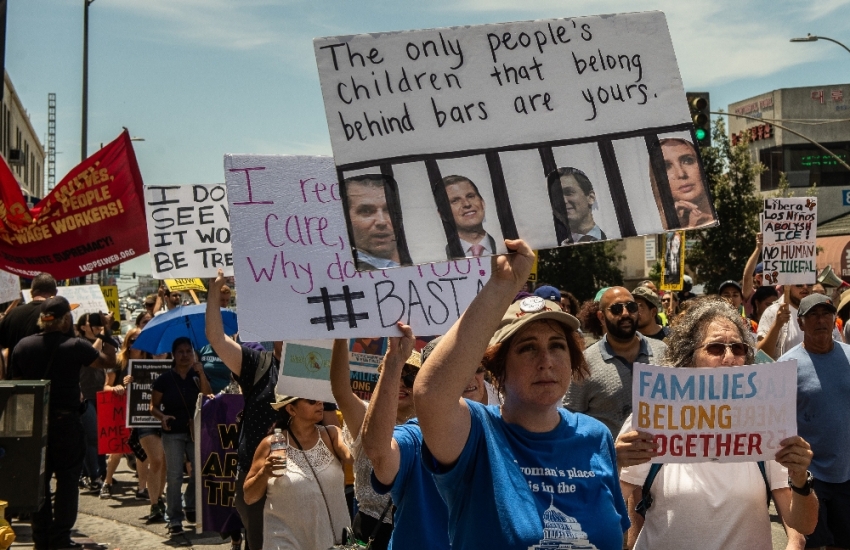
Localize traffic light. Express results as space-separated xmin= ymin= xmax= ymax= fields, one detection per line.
xmin=686 ymin=92 xmax=711 ymax=148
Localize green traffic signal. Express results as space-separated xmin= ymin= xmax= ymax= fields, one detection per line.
xmin=695 ymin=128 xmax=707 ymax=141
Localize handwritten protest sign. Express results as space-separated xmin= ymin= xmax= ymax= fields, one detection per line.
xmin=631 ymin=362 xmax=797 ymax=463
xmin=276 ymin=340 xmax=335 ymax=403
xmin=23 ymin=284 xmax=109 ymax=321
xmin=761 ymin=197 xmax=817 ymax=285
xmin=0 ymin=269 xmax=20 ymax=303
xmin=100 ymin=285 xmax=120 ymax=324
xmin=314 ymin=12 xmax=717 ymax=269
xmin=126 ymin=359 xmax=171 ymax=428
xmin=165 ymin=278 xmax=207 ymax=292
xmin=194 ymin=395 xmax=243 ymax=533
xmin=225 ymin=155 xmax=489 ymax=340
xmin=97 ymin=390 xmax=131 ymax=454
xmin=660 ymin=231 xmax=684 ymax=291
xmin=144 ymin=185 xmax=233 ymax=278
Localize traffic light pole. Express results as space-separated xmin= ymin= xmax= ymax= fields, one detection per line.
xmin=717 ymin=111 xmax=850 ymax=172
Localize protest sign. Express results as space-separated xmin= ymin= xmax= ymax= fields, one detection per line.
xmin=97 ymin=390 xmax=131 ymax=454
xmin=165 ymin=278 xmax=207 ymax=292
xmin=276 ymin=340 xmax=335 ymax=403
xmin=660 ymin=231 xmax=684 ymax=291
xmin=126 ymin=359 xmax=171 ymax=427
xmin=23 ymin=284 xmax=109 ymax=322
xmin=0 ymin=269 xmax=20 ymax=303
xmin=100 ymin=285 xmax=120 ymax=324
xmin=225 ymin=155 xmax=489 ymax=340
xmin=761 ymin=197 xmax=817 ymax=285
xmin=314 ymin=12 xmax=717 ymax=269
xmin=145 ymin=185 xmax=233 ymax=278
xmin=194 ymin=394 xmax=243 ymax=534
xmin=348 ymin=337 xmax=386 ymax=400
xmin=0 ymin=130 xmax=147 ymax=279
xmin=631 ymin=361 xmax=797 ymax=463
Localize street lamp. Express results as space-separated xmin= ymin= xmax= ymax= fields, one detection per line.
xmin=790 ymin=33 xmax=850 ymax=55
xmin=81 ymin=0 xmax=95 ymax=162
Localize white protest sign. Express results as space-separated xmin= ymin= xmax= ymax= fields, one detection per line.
xmin=0 ymin=270 xmax=21 ymax=303
xmin=22 ymin=284 xmax=109 ymax=321
xmin=761 ymin=197 xmax=817 ymax=285
xmin=144 ymin=185 xmax=233 ymax=278
xmin=632 ymin=362 xmax=797 ymax=464
xmin=224 ymin=155 xmax=489 ymax=341
xmin=275 ymin=340 xmax=335 ymax=403
xmin=314 ymin=12 xmax=717 ymax=269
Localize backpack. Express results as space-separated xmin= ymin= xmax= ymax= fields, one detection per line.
xmin=635 ymin=461 xmax=771 ymax=517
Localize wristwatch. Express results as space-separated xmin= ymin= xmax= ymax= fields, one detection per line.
xmin=788 ymin=471 xmax=813 ymax=496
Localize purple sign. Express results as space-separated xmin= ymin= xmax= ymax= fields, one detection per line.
xmin=198 ymin=394 xmax=244 ymax=533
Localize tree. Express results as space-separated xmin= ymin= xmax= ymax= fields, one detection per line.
xmin=537 ymin=241 xmax=624 ymax=302
xmin=687 ymin=116 xmax=763 ymax=294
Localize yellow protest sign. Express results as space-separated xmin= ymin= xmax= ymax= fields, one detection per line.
xmin=528 ymin=251 xmax=539 ymax=283
xmin=164 ymin=278 xmax=207 ymax=292
xmin=100 ymin=285 xmax=120 ymax=323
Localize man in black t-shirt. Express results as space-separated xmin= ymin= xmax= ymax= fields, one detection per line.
xmin=10 ymin=296 xmax=116 ymax=550
xmin=0 ymin=273 xmax=57 ymax=379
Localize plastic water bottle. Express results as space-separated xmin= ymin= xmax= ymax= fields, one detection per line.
xmin=270 ymin=428 xmax=288 ymax=475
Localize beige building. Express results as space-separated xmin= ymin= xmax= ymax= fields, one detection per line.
xmin=2 ymin=71 xmax=46 ymax=202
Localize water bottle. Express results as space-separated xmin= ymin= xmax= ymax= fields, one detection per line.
xmin=269 ymin=428 xmax=288 ymax=475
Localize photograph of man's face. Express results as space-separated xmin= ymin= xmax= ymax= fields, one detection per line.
xmin=560 ymin=173 xmax=596 ymax=231
xmin=344 ymin=175 xmax=401 ymax=269
xmin=446 ymin=178 xmax=485 ymax=234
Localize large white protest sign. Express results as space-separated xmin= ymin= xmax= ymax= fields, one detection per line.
xmin=275 ymin=340 xmax=335 ymax=403
xmin=632 ymin=362 xmax=797 ymax=464
xmin=0 ymin=270 xmax=21 ymax=303
xmin=761 ymin=197 xmax=817 ymax=285
xmin=23 ymin=284 xmax=109 ymax=321
xmin=314 ymin=12 xmax=717 ymax=270
xmin=144 ymin=185 xmax=233 ymax=278
xmin=225 ymin=155 xmax=489 ymax=341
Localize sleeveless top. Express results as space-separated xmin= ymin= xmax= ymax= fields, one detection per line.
xmin=342 ymin=424 xmax=393 ymax=524
xmin=262 ymin=428 xmax=351 ymax=549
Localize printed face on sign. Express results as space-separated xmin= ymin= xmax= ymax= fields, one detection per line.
xmin=445 ymin=178 xmax=486 ymax=235
xmin=658 ymin=138 xmax=710 ymax=228
xmin=547 ymin=168 xmax=601 ymax=244
xmin=343 ymin=174 xmax=404 ymax=270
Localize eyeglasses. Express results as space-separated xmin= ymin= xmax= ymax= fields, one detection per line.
xmin=700 ymin=342 xmax=749 ymax=357
xmin=661 ymin=298 xmax=671 ymax=303
xmin=401 ymin=370 xmax=418 ymax=388
xmin=607 ymin=301 xmax=638 ymax=315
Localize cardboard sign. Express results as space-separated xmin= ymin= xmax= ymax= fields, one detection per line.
xmin=631 ymin=362 xmax=797 ymax=463
xmin=660 ymin=231 xmax=684 ymax=291
xmin=126 ymin=359 xmax=172 ymax=427
xmin=96 ymin=390 xmax=131 ymax=454
xmin=23 ymin=284 xmax=109 ymax=322
xmin=100 ymin=285 xmax=120 ymax=324
xmin=0 ymin=130 xmax=148 ymax=279
xmin=314 ymin=12 xmax=717 ymax=270
xmin=761 ymin=197 xmax=817 ymax=285
xmin=145 ymin=185 xmax=233 ymax=278
xmin=165 ymin=278 xmax=207 ymax=292
xmin=195 ymin=394 xmax=244 ymax=534
xmin=348 ymin=337 xmax=387 ymax=400
xmin=276 ymin=340 xmax=335 ymax=403
xmin=0 ymin=269 xmax=20 ymax=303
xmin=225 ymin=155 xmax=489 ymax=340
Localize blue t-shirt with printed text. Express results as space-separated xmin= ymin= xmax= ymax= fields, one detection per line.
xmin=198 ymin=343 xmax=232 ymax=394
xmin=780 ymin=342 xmax=850 ymax=483
xmin=371 ymin=419 xmax=450 ymax=550
xmin=424 ymin=400 xmax=628 ymax=550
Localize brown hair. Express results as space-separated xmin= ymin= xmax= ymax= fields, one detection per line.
xmin=481 ymin=319 xmax=588 ymax=396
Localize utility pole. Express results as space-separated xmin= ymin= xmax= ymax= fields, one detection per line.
xmin=81 ymin=0 xmax=95 ymax=162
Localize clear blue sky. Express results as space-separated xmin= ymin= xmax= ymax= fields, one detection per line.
xmin=7 ymin=0 xmax=850 ymax=275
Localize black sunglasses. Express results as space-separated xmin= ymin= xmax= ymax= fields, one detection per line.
xmin=401 ymin=370 xmax=418 ymax=388
xmin=700 ymin=342 xmax=749 ymax=357
xmin=607 ymin=301 xmax=639 ymax=315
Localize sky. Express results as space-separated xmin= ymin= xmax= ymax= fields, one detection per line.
xmin=6 ymin=0 xmax=850 ymax=276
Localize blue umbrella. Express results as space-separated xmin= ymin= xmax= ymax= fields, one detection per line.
xmin=132 ymin=304 xmax=238 ymax=355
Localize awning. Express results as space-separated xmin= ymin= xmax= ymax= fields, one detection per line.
xmin=817 ymin=235 xmax=850 ymax=282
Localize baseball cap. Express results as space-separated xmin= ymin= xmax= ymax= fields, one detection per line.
xmin=594 ymin=287 xmax=611 ymax=302
xmin=718 ymin=280 xmax=743 ymax=294
xmin=490 ymin=296 xmax=579 ymax=347
xmin=533 ymin=285 xmax=561 ymax=302
xmin=631 ymin=286 xmax=661 ymax=310
xmin=798 ymin=294 xmax=836 ymax=317
xmin=39 ymin=296 xmax=79 ymax=322
xmin=755 ymin=262 xmax=764 ymax=274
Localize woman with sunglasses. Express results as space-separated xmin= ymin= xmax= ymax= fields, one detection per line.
xmin=329 ymin=335 xmax=419 ymax=550
xmin=413 ymin=239 xmax=629 ymax=550
xmin=243 ymin=394 xmax=352 ymax=549
xmin=616 ymin=297 xmax=817 ymax=549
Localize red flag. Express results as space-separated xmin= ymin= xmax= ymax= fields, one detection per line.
xmin=0 ymin=129 xmax=149 ymax=279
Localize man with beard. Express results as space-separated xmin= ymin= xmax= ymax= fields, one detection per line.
xmin=563 ymin=287 xmax=667 ymax=436
xmin=757 ymin=283 xmax=842 ymax=360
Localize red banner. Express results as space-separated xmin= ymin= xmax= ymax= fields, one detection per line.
xmin=0 ymin=130 xmax=149 ymax=279
xmin=97 ymin=390 xmax=132 ymax=455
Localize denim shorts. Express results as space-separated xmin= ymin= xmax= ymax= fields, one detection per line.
xmin=136 ymin=427 xmax=161 ymax=439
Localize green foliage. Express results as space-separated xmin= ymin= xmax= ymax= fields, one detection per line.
xmin=687 ymin=116 xmax=763 ymax=294
xmin=537 ymin=241 xmax=624 ymax=302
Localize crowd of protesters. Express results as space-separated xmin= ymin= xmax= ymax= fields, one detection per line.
xmin=2 ymin=231 xmax=849 ymax=550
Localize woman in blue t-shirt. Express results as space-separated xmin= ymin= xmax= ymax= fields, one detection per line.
xmin=414 ymin=239 xmax=629 ymax=550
